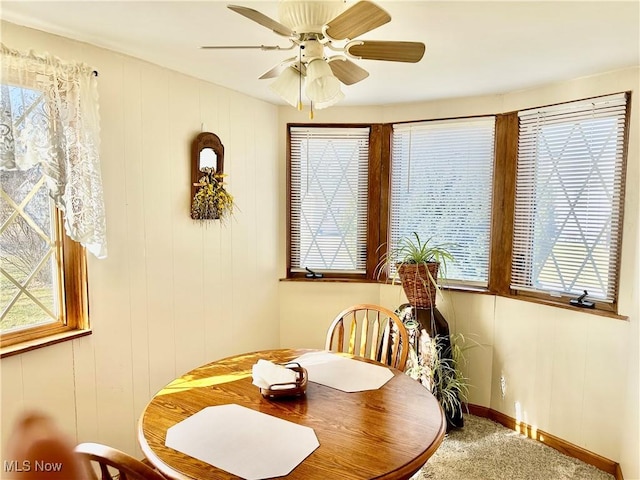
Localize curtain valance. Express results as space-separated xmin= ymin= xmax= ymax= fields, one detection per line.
xmin=1 ymin=43 xmax=107 ymax=258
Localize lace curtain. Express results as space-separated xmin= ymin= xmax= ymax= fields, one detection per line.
xmin=0 ymin=43 xmax=107 ymax=258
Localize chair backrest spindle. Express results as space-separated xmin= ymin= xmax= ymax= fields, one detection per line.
xmin=325 ymin=304 xmax=408 ymax=370
xmin=370 ymin=314 xmax=381 ymax=360
xmin=348 ymin=314 xmax=357 ymax=353
xmin=359 ymin=310 xmax=369 ymax=357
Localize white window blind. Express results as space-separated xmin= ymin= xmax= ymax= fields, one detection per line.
xmin=512 ymin=93 xmax=628 ymax=302
xmin=289 ymin=126 xmax=370 ymax=273
xmin=390 ymin=117 xmax=496 ymax=285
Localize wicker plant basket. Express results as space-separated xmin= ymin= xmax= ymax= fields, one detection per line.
xmin=397 ymin=262 xmax=440 ymax=309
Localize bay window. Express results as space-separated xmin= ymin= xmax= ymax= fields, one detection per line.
xmin=286 ymin=92 xmax=629 ymax=316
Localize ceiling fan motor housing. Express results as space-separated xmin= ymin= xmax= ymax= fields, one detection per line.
xmin=300 ymin=38 xmax=325 ymax=62
xmin=278 ymin=0 xmax=344 ymax=34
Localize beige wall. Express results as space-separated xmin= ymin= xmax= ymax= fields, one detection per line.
xmin=278 ymin=68 xmax=639 ymax=477
xmin=0 ymin=22 xmax=281 ymax=457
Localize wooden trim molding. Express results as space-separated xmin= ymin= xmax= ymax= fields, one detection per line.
xmin=0 ymin=328 xmax=92 ymax=359
xmin=466 ymin=404 xmax=623 ymax=480
xmin=488 ymin=112 xmax=518 ymax=295
xmin=366 ymin=124 xmax=383 ymax=280
xmin=286 ymin=123 xmax=384 ymax=280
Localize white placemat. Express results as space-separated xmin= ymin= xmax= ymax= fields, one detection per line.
xmin=295 ymin=351 xmax=394 ymax=392
xmin=165 ymin=404 xmax=319 ymax=480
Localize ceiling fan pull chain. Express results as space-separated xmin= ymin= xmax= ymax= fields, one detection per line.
xmin=298 ymin=47 xmax=303 ymax=111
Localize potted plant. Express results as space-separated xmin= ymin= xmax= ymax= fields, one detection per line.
xmin=377 ymin=232 xmax=454 ymax=309
xmin=380 ymin=234 xmax=470 ymax=430
xmin=399 ymin=304 xmax=476 ymax=431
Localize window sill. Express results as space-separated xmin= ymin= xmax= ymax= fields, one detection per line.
xmin=0 ymin=329 xmax=92 ymax=359
xmin=280 ymin=278 xmax=628 ymax=320
xmin=501 ymin=293 xmax=628 ymax=321
xmin=280 ymin=277 xmax=380 ymax=283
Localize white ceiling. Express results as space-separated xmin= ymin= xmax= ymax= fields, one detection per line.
xmin=1 ymin=1 xmax=639 ymax=106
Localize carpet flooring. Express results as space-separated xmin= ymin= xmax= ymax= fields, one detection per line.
xmin=416 ymin=414 xmax=615 ymax=480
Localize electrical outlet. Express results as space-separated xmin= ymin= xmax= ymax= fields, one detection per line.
xmin=500 ymin=375 xmax=506 ymax=399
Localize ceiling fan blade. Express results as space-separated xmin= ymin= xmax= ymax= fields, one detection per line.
xmin=259 ymin=57 xmax=297 ymax=79
xmin=227 ymin=4 xmax=293 ymax=37
xmin=346 ymin=40 xmax=426 ymax=63
xmin=327 ymin=57 xmax=369 ymax=85
xmin=200 ymin=45 xmax=287 ymax=50
xmin=325 ymin=1 xmax=391 ymax=41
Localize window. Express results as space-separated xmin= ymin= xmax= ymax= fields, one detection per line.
xmin=0 ymin=174 xmax=87 ymax=349
xmin=1 ymin=162 xmax=60 ymax=334
xmin=286 ymin=93 xmax=629 ymax=316
xmin=1 ymin=85 xmax=88 ymax=349
xmin=511 ymin=93 xmax=628 ymax=307
xmin=288 ymin=126 xmax=371 ymax=277
xmin=1 ymin=45 xmax=103 ymax=352
xmin=390 ymin=117 xmax=496 ymax=286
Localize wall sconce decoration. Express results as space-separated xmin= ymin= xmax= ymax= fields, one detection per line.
xmin=190 ymin=132 xmax=234 ymax=220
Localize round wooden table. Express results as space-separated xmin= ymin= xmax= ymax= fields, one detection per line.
xmin=138 ymin=349 xmax=446 ymax=480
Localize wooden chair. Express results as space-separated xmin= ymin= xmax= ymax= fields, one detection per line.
xmin=6 ymin=410 xmax=87 ymax=480
xmin=74 ymin=442 xmax=167 ymax=480
xmin=325 ymin=304 xmax=409 ymax=370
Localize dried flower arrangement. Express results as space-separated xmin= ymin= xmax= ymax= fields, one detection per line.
xmin=191 ymin=167 xmax=234 ymax=220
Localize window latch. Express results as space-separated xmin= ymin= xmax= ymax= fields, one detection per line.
xmin=305 ymin=267 xmax=323 ymax=279
xmin=569 ymin=290 xmax=595 ymax=309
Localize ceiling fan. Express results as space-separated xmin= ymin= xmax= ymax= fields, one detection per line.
xmin=201 ymin=0 xmax=426 ymax=113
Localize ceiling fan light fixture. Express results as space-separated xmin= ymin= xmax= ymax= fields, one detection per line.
xmin=269 ymin=66 xmax=301 ymax=108
xmin=305 ymin=59 xmax=341 ymax=104
xmin=314 ymin=89 xmax=344 ymax=110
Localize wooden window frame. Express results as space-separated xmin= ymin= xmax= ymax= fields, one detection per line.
xmin=491 ymin=95 xmax=630 ymax=317
xmin=1 ymin=207 xmax=89 ymax=351
xmin=286 ymin=123 xmax=384 ymax=280
xmin=388 ymin=115 xmax=497 ymax=287
xmin=488 ymin=112 xmax=519 ymax=295
xmin=286 ymin=95 xmax=629 ymax=318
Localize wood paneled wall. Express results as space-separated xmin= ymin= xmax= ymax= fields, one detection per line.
xmin=0 ymin=21 xmax=280 ymax=457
